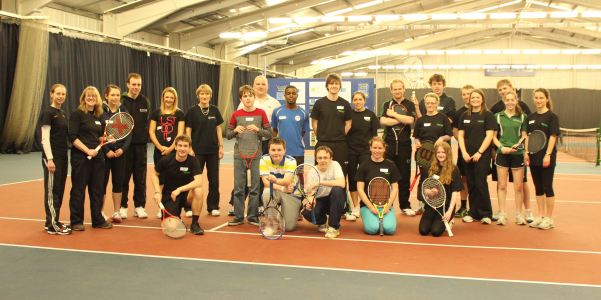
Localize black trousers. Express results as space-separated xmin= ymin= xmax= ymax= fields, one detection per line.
xmin=293 ymin=155 xmax=305 ymax=166
xmin=196 ymin=153 xmax=220 ymax=212
xmin=104 ymin=155 xmax=125 ymax=194
xmin=43 ymin=158 xmax=68 ymax=227
xmin=69 ymin=151 xmax=106 ymax=226
xmin=121 ymin=143 xmax=147 ymax=208
xmin=530 ymin=165 xmax=555 ymax=197
xmin=464 ymin=156 xmax=492 ymax=219
xmin=315 ymin=141 xmax=348 ymax=176
xmin=419 ymin=207 xmax=446 ymax=237
xmin=385 ymin=144 xmax=412 ymax=210
xmin=347 ymin=152 xmax=369 ymax=192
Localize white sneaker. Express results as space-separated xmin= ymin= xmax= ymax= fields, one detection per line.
xmin=352 ymin=207 xmax=361 ymax=218
xmin=529 ymin=217 xmax=543 ymax=228
xmin=133 ymin=207 xmax=148 ymax=219
xmin=317 ymin=224 xmax=328 ymax=233
xmin=344 ymin=212 xmax=356 ymax=221
xmin=185 ymin=210 xmax=193 ymax=218
xmin=211 ymin=209 xmax=220 ymax=216
xmin=481 ymin=217 xmax=492 ymax=224
xmin=156 ymin=211 xmax=162 ymax=219
xmin=101 ymin=211 xmax=109 ymax=221
xmin=258 ymin=206 xmax=265 ymax=214
xmin=111 ymin=212 xmax=122 ymax=223
xmin=538 ymin=217 xmax=555 ymax=230
xmin=414 ymin=202 xmax=425 ymax=215
xmin=402 ymin=208 xmax=416 ymax=216
xmin=515 ymin=213 xmax=526 ymax=225
xmin=496 ymin=213 xmax=507 ymax=226
xmin=462 ymin=215 xmax=474 ymax=223
xmin=325 ymin=227 xmax=340 ymax=239
xmin=525 ymin=209 xmax=534 ymax=223
xmin=119 ymin=207 xmax=128 ymax=219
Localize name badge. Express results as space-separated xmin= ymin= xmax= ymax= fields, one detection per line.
xmin=438 ymin=106 xmax=444 ymax=111
xmin=337 ymin=106 xmax=344 ymax=110
xmin=464 ymin=119 xmax=471 ymax=124
xmin=167 ymin=137 xmax=171 ymax=142
xmin=364 ymin=116 xmax=371 ymax=121
xmin=106 ymin=120 xmax=113 ymax=124
xmin=245 ymin=117 xmax=254 ymax=121
xmin=180 ymin=167 xmax=188 ymax=171
xmin=424 ymin=123 xmax=431 ymax=127
xmin=95 ymin=121 xmax=101 ymax=125
xmin=140 ymin=108 xmax=148 ymax=112
xmin=279 ymin=116 xmax=287 ymax=120
xmin=529 ymin=120 xmax=535 ymax=124
xmin=157 ymin=126 xmax=162 ymax=130
xmin=208 ymin=116 xmax=215 ymax=119
xmin=380 ymin=168 xmax=389 ymax=172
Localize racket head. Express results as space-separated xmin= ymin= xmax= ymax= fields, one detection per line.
xmin=415 ymin=141 xmax=435 ymax=169
xmin=158 ymin=201 xmax=186 ymax=239
xmin=391 ymin=103 xmax=409 ymax=116
xmin=293 ymin=163 xmax=320 ymax=198
xmin=105 ymin=112 xmax=134 ymax=140
xmin=238 ymin=131 xmax=259 ymax=159
xmin=421 ymin=176 xmax=447 ymax=209
xmin=527 ymin=130 xmax=547 ymax=154
xmin=367 ymin=177 xmax=391 ymax=206
xmin=259 ymin=206 xmax=284 ymax=240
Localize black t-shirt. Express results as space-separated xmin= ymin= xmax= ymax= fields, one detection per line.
xmin=381 ymin=98 xmax=416 ymax=146
xmin=458 ymin=110 xmax=497 ymax=157
xmin=427 ymin=167 xmax=463 ymax=210
xmin=121 ymin=93 xmax=150 ymax=144
xmin=525 ymin=111 xmax=560 ymax=166
xmin=150 ymin=109 xmax=185 ymax=147
xmin=452 ymin=106 xmax=469 ymax=129
xmin=355 ymin=158 xmax=401 ymax=207
xmin=310 ymin=96 xmax=352 ymax=142
xmin=413 ymin=113 xmax=453 ymax=143
xmin=155 ymin=154 xmax=202 ymax=195
xmin=490 ymin=100 xmax=532 ymax=115
xmin=419 ymin=93 xmax=456 ymax=123
xmin=346 ymin=109 xmax=379 ymax=155
xmin=41 ymin=106 xmax=69 ymax=160
xmin=185 ymin=105 xmax=224 ymax=155
xmin=69 ymin=109 xmax=104 ymax=152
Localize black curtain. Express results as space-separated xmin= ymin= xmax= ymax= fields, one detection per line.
xmin=0 ymin=23 xmax=19 ymax=137
xmin=170 ymin=56 xmax=220 ymax=110
xmin=231 ymin=68 xmax=260 ymax=108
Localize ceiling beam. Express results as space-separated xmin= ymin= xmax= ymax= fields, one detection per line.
xmin=151 ymin=0 xmax=248 ymax=30
xmin=18 ymin=0 xmax=53 ymax=15
xmin=521 ymin=28 xmax=600 ymax=49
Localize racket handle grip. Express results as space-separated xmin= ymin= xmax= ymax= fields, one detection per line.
xmin=86 ymin=145 xmax=102 ymax=160
xmin=444 ymin=221 xmax=454 ymax=237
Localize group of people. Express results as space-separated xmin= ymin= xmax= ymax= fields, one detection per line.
xmin=40 ymin=72 xmax=559 ymax=239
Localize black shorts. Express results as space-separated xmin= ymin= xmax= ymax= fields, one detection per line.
xmin=495 ymin=153 xmax=524 ymax=169
xmin=161 ymin=191 xmax=189 ymax=217
xmin=457 ymin=156 xmax=467 ymax=177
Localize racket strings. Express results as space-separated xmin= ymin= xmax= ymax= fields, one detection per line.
xmin=106 ymin=113 xmax=134 ymax=139
xmin=368 ymin=184 xmax=390 ymax=205
xmin=238 ymin=132 xmax=259 ymax=156
xmin=422 ymin=179 xmax=445 ymax=208
xmin=528 ymin=131 xmax=547 ymax=153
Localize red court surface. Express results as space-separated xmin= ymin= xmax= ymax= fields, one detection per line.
xmin=1 ymin=153 xmax=600 ymax=287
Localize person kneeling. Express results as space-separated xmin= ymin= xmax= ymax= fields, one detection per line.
xmin=356 ymin=137 xmax=399 ymax=235
xmin=151 ymin=135 xmax=204 ymax=235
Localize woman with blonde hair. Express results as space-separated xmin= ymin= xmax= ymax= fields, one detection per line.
xmin=68 ymin=86 xmax=112 ymax=231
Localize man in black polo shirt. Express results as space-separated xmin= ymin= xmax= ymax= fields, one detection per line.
xmin=417 ymin=74 xmax=456 ymax=124
xmin=152 ymin=135 xmax=204 ymax=235
xmin=120 ymin=73 xmax=150 ymax=219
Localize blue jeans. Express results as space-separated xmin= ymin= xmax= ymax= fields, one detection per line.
xmin=233 ymin=157 xmax=260 ymax=220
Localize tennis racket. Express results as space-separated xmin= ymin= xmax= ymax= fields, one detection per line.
xmin=525 ymin=130 xmax=547 ymax=154
xmin=154 ymin=198 xmax=187 ymax=239
xmin=409 ymin=141 xmax=435 ymax=192
xmin=259 ymin=182 xmax=285 ymax=240
xmin=238 ymin=130 xmax=260 ymax=187
xmin=368 ymin=177 xmax=391 ymax=236
xmin=88 ymin=112 xmax=134 ymax=159
xmin=390 ymin=102 xmax=409 ymax=155
xmin=421 ymin=175 xmax=453 ymax=237
xmin=293 ymin=163 xmax=320 ymax=224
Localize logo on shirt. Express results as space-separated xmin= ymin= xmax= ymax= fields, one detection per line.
xmin=159 ymin=116 xmax=177 ymax=142
xmin=295 ymin=115 xmax=301 ymax=121
xmin=436 ymin=123 xmax=443 ymax=127
xmin=180 ymin=166 xmax=190 ymax=174
xmin=477 ymin=120 xmax=484 ymax=123
xmin=140 ymin=108 xmax=148 ymax=113
xmin=541 ymin=122 xmax=549 ymax=127
xmin=336 ymin=105 xmax=344 ymax=113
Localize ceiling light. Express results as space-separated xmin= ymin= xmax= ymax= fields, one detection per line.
xmin=374 ymin=15 xmax=400 ymax=22
xmin=490 ymin=13 xmax=516 ymax=19
xmin=432 ymin=13 xmax=458 ymax=20
xmin=403 ymin=14 xmax=428 ymax=21
xmin=354 ymin=0 xmax=383 ymax=10
xmin=348 ymin=15 xmax=372 ymax=22
xmin=550 ymin=11 xmax=578 ymax=18
xmin=520 ymin=12 xmax=547 ymax=19
xmin=460 ymin=13 xmax=486 ymax=20
xmin=321 ymin=16 xmax=345 ymax=22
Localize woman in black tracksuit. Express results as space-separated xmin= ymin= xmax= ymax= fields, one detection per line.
xmin=102 ymin=84 xmax=131 ymax=223
xmin=524 ymin=88 xmax=560 ymax=230
xmin=346 ymin=91 xmax=379 ymax=220
xmin=69 ymin=86 xmax=112 ymax=230
xmin=458 ymin=89 xmax=496 ymax=224
xmin=41 ymin=83 xmax=71 ymax=235
xmin=413 ymin=92 xmax=452 ymax=214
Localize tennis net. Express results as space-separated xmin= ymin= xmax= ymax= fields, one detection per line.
xmin=558 ymin=127 xmax=600 ymax=165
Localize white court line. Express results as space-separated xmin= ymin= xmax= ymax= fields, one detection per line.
xmin=2 ymin=216 xmax=600 ymax=256
xmin=0 ymin=178 xmax=43 ymax=187
xmin=0 ymin=243 xmax=599 ymax=288
xmin=489 ymin=197 xmax=600 ymax=204
xmin=207 ymin=222 xmax=229 ymax=232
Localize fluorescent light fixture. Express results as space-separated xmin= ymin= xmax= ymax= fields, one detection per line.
xmin=511 ymin=65 xmax=526 ymax=69
xmin=285 ymin=29 xmax=312 ymax=38
xmin=268 ymin=24 xmax=294 ymax=32
xmin=355 ymin=72 xmax=368 ymax=77
xmin=541 ymin=65 xmax=556 ymax=69
xmin=483 ymin=49 xmax=502 ymax=55
xmin=550 ymin=11 xmax=578 ymax=18
xmin=484 ymin=64 xmax=496 ymax=69
xmin=522 ymin=49 xmax=541 ymax=55
xmin=582 ymin=11 xmax=601 ymax=18
xmin=403 ymin=14 xmax=428 ymax=21
xmin=237 ymin=42 xmax=266 ymax=55
xmin=460 ymin=13 xmax=486 ymax=20
xmin=527 ymin=65 xmax=541 ymax=69
xmin=446 ymin=50 xmax=463 ymax=55
xmin=321 ymin=16 xmax=345 ymax=22
xmin=439 ymin=65 xmax=452 ymax=69
xmin=502 ymin=49 xmax=521 ymax=55
xmin=520 ymin=12 xmax=547 ymax=19
xmin=424 ymin=65 xmax=437 ymax=69
xmin=572 ymin=65 xmax=587 ymax=70
xmin=561 ymin=49 xmax=580 ymax=55
xmin=341 ymin=51 xmax=354 ymax=56
xmin=582 ymin=49 xmax=601 ymax=54
xmin=348 ymin=15 xmax=372 ymax=22
xmin=556 ymin=65 xmax=572 ymax=69
xmin=404 ymin=38 xmax=413 ymax=42
xmin=391 ymin=50 xmax=408 ymax=55
xmin=219 ymin=32 xmax=241 ymax=39
xmin=382 ymin=65 xmax=395 ymax=69
xmin=396 ymin=65 xmax=409 ymax=70
xmin=354 ymin=0 xmax=383 ymax=10
xmin=294 ymin=17 xmax=318 ymax=24
xmin=374 ymin=50 xmax=390 ymax=56
xmin=375 ymin=15 xmax=400 ymax=22
xmin=408 ymin=50 xmax=426 ymax=55
xmin=431 ymin=13 xmax=458 ymax=20
xmin=427 ymin=50 xmax=445 ymax=55
xmin=588 ymin=65 xmax=601 ymax=69
xmin=490 ymin=13 xmax=516 ymax=19
xmin=499 ymin=0 xmax=522 ymax=8
xmin=268 ymin=18 xmax=291 ymax=24
xmin=466 ymin=65 xmax=481 ymax=69
xmin=452 ymin=65 xmax=466 ymax=69
xmin=266 ymin=0 xmax=286 ymax=6
xmin=368 ymin=65 xmax=381 ymax=70
xmin=542 ymin=49 xmax=561 ymax=54
xmin=497 ymin=64 xmax=511 ymax=69
xmin=326 ymin=7 xmax=353 ymax=16
xmin=241 ymin=31 xmax=268 ymax=40
xmin=341 ymin=72 xmax=354 ymax=77
xmin=464 ymin=50 xmax=482 ymax=55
